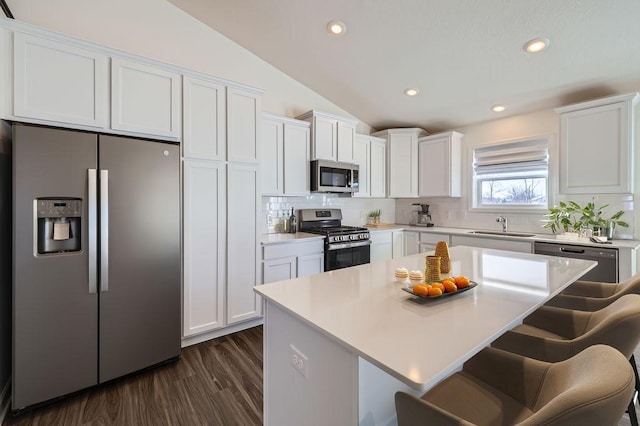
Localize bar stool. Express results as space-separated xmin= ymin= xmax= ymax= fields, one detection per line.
xmin=395 ymin=345 xmax=634 ymax=426
xmin=492 ymin=293 xmax=640 ymax=425
xmin=546 ymin=273 xmax=640 ymax=311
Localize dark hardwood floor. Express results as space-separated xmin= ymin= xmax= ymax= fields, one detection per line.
xmin=4 ymin=324 xmax=639 ymax=425
xmin=4 ymin=326 xmax=263 ymax=426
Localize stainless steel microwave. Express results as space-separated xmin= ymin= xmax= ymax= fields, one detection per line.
xmin=310 ymin=160 xmax=359 ymax=193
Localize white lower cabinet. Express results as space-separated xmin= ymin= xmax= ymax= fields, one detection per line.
xmin=227 ymin=164 xmax=261 ymax=324
xmin=183 ymin=160 xmax=226 ymax=336
xmin=297 ymin=253 xmax=324 ymax=277
xmin=451 ymin=235 xmax=532 ymax=253
xmin=392 ymin=231 xmax=404 ymax=258
xmin=262 ymin=239 xmax=324 ymax=283
xmin=263 ymin=256 xmax=296 ymax=283
xmin=403 ymin=231 xmax=420 ymax=256
xmin=370 ymin=231 xmax=393 ymax=262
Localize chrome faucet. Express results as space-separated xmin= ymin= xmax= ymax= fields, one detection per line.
xmin=496 ymin=216 xmax=508 ymax=232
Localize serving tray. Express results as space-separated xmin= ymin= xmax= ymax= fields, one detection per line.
xmin=402 ymin=281 xmax=477 ymax=300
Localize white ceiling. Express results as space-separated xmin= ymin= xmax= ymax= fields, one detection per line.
xmin=168 ymin=0 xmax=640 ymax=132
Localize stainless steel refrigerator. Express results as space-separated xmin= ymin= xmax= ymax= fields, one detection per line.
xmin=12 ymin=123 xmax=181 ymax=410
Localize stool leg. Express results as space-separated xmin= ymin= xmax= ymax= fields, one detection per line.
xmin=631 ymin=355 xmax=640 ymax=393
xmin=628 ymin=399 xmax=639 ymax=426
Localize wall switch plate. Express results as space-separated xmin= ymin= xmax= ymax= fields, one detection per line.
xmin=289 ymin=344 xmax=309 ymax=378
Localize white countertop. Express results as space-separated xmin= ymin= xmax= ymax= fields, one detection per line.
xmin=260 ymin=232 xmax=324 ymax=245
xmin=255 ymin=246 xmax=597 ymax=391
xmin=263 ymin=226 xmax=640 ymax=249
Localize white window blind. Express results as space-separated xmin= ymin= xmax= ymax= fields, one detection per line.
xmin=473 ymin=138 xmax=548 ymax=175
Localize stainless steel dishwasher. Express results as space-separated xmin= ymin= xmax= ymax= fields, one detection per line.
xmin=534 ymin=241 xmax=618 ymax=283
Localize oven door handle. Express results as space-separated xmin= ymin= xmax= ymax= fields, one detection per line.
xmin=327 ymin=240 xmax=372 ymax=250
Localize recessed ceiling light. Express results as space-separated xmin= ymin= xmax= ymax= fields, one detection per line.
xmin=404 ymin=88 xmax=420 ymax=97
xmin=491 ymin=105 xmax=506 ymax=112
xmin=523 ymin=37 xmax=550 ymax=53
xmin=327 ymin=21 xmax=346 ymax=35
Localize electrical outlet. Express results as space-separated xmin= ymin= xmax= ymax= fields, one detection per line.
xmin=289 ymin=344 xmax=309 ymax=378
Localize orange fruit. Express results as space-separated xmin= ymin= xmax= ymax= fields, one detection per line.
xmin=443 ymin=281 xmax=457 ymax=293
xmin=412 ymin=284 xmax=429 ymax=297
xmin=428 ymin=287 xmax=443 ymax=297
xmin=432 ymin=282 xmax=445 ymax=292
xmin=455 ymin=276 xmax=471 ymax=288
xmin=442 ymin=277 xmax=455 ymax=286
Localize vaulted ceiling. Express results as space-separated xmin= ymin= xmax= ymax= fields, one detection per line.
xmin=171 ymin=1 xmax=640 ymax=132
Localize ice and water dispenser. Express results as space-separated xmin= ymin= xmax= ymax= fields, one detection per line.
xmin=35 ymin=198 xmax=82 ymax=254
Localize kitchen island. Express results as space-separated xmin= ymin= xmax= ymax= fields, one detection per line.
xmin=255 ymin=246 xmax=597 ymax=425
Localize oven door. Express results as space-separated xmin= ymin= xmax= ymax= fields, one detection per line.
xmin=325 ymin=240 xmax=371 ymax=271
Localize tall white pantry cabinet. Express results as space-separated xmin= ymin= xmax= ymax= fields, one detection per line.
xmin=181 ymin=80 xmax=263 ymax=335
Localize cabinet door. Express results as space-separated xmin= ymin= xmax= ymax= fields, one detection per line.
xmin=560 ymin=101 xmax=633 ymax=194
xmin=227 ymin=164 xmax=261 ymax=324
xmin=418 ymin=136 xmax=449 ymax=197
xmin=389 ymin=134 xmax=418 ymax=197
xmin=353 ymin=135 xmax=370 ymax=197
xmin=370 ymin=139 xmax=386 ymax=197
xmin=183 ymin=160 xmax=226 ymax=336
xmin=111 ymin=57 xmax=180 ymax=138
xmin=13 ymin=33 xmax=108 ymax=128
xmin=263 ymin=257 xmax=296 ymax=284
xmin=297 ymin=253 xmax=324 ymax=277
xmin=392 ymin=231 xmax=404 ymax=258
xmin=284 ymin=122 xmax=310 ymax=195
xmin=337 ymin=121 xmax=355 ymax=163
xmin=403 ymin=231 xmax=420 ymax=256
xmin=261 ymin=118 xmax=284 ymax=195
xmin=370 ymin=231 xmax=393 ymax=262
xmin=183 ymin=76 xmax=225 ymax=160
xmin=313 ymin=115 xmax=337 ymax=161
xmin=227 ymin=87 xmax=261 ymax=163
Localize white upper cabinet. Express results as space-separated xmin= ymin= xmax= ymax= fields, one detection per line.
xmin=373 ymin=128 xmax=428 ymax=198
xmin=111 ymin=57 xmax=181 ymax=139
xmin=418 ymin=131 xmax=463 ymax=197
xmin=297 ymin=110 xmax=357 ymax=163
xmin=354 ymin=134 xmax=386 ymax=198
xmin=353 ymin=135 xmax=370 ymax=197
xmin=261 ymin=114 xmax=310 ymax=196
xmin=556 ymin=93 xmax=639 ymax=194
xmin=261 ymin=115 xmax=284 ymax=195
xmin=227 ymin=87 xmax=261 ymax=164
xmin=369 ymin=137 xmax=386 ymax=197
xmin=13 ymin=33 xmax=108 ymax=128
xmin=283 ymin=121 xmax=311 ymax=196
xmin=183 ymin=76 xmax=225 ymax=160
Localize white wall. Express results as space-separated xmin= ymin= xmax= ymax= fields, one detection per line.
xmin=396 ymin=107 xmax=636 ymax=240
xmin=5 ymin=0 xmax=372 ymax=133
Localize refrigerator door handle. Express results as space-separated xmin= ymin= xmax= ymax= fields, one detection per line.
xmin=100 ymin=169 xmax=109 ymax=292
xmin=88 ymin=169 xmax=97 ymax=294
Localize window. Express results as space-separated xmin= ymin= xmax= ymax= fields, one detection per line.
xmin=472 ymin=138 xmax=548 ymax=209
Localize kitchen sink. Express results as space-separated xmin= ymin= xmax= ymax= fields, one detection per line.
xmin=468 ymin=230 xmax=536 ymax=237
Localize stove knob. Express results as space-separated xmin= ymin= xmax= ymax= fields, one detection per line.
xmin=350 ymin=234 xmax=358 ymax=240
xmin=361 ymin=233 xmax=369 ymax=239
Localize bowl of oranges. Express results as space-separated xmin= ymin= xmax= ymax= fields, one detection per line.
xmin=402 ymin=275 xmax=476 ymax=299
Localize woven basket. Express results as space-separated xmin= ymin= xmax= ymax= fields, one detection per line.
xmin=434 ymin=241 xmax=451 ymax=274
xmin=425 ymin=255 xmax=441 ymax=283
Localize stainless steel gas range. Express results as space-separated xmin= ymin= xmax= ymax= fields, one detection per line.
xmin=299 ymin=209 xmax=370 ymax=271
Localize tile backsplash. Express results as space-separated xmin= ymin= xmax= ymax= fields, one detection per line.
xmin=262 ymin=194 xmax=396 ymax=234
xmin=395 ymin=194 xmax=635 ymax=240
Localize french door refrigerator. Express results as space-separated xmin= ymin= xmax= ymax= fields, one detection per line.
xmin=12 ymin=123 xmax=181 ymax=410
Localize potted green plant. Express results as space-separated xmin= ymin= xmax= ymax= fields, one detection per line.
xmin=577 ymin=200 xmax=628 ymax=239
xmin=542 ymin=201 xmax=581 ymax=234
xmin=367 ymin=209 xmax=381 ymax=225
